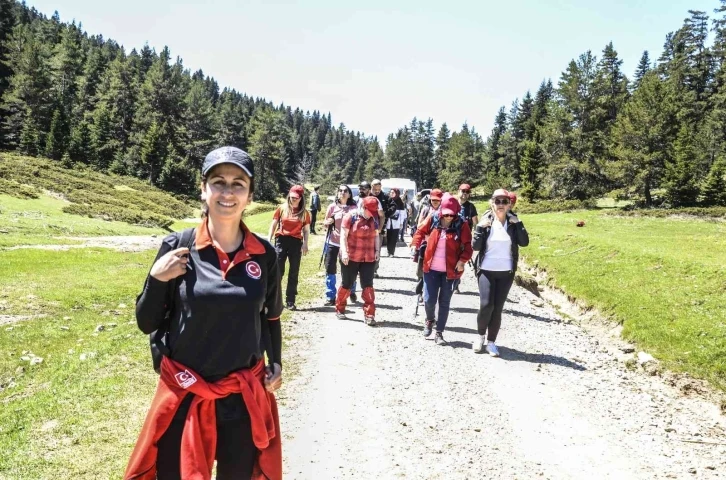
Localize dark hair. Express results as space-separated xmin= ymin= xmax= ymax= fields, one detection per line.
xmin=337 ymin=185 xmax=356 ymax=206
xmin=200 ymin=164 xmax=255 ymax=218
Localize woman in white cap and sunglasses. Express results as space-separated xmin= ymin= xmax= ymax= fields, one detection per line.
xmin=471 ymin=188 xmax=529 ymax=356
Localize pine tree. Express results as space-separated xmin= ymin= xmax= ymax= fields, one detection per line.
xmin=159 ymin=147 xmax=198 ymax=196
xmin=247 ymin=108 xmax=290 ymax=201
xmin=434 ymin=123 xmax=451 ymax=179
xmin=139 ymin=121 xmax=167 ymax=184
xmin=611 ymin=72 xmax=678 ymax=205
xmin=633 ymin=51 xmax=651 ymax=90
xmin=44 ymin=108 xmax=67 ymax=160
xmin=701 ymin=156 xmax=726 ymax=205
xmin=0 ymin=0 xmax=16 ymax=148
xmin=67 ymin=120 xmax=94 ymax=164
xmin=663 ymin=123 xmax=700 ymax=206
xmin=183 ymin=79 xmax=218 ymax=168
xmin=18 ymin=115 xmax=40 ymax=156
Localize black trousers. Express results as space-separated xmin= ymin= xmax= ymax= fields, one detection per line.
xmin=476 ymin=270 xmax=515 ymax=341
xmin=276 ymin=235 xmax=302 ymax=304
xmin=310 ymin=210 xmax=318 ymax=232
xmin=386 ymin=228 xmax=399 ymax=256
xmin=341 ymin=261 xmax=375 ymax=289
xmin=325 ymin=245 xmax=340 ymax=275
xmin=157 ymin=394 xmax=256 ymax=480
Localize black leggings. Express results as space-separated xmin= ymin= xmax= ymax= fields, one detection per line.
xmin=275 ymin=235 xmax=302 ymax=304
xmin=476 ymin=270 xmax=515 ymax=341
xmin=156 ymin=394 xmax=256 ymax=479
xmin=386 ymin=228 xmax=399 ymax=255
xmin=341 ymin=261 xmax=375 ymax=289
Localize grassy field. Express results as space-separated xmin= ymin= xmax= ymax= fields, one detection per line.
xmin=508 ymin=208 xmax=726 ymax=390
xmin=0 ymin=204 xmax=322 ymax=479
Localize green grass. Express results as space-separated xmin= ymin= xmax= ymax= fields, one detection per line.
xmin=1 ymin=153 xmax=195 ymax=228
xmin=0 ymin=207 xmax=322 ymax=479
xmin=0 ymin=194 xmax=163 ymax=247
xmin=518 ymin=209 xmax=726 ymax=389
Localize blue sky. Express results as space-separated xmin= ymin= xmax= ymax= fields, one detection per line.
xmin=30 ymin=0 xmax=721 ymax=143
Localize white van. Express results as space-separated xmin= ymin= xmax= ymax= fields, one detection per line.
xmin=381 ymin=178 xmax=417 ymax=202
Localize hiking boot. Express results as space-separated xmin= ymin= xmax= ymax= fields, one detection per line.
xmin=286 ymin=302 xmax=297 ymax=311
xmin=364 ymin=315 xmax=377 ymax=326
xmin=336 ymin=311 xmax=347 ymax=320
xmin=349 ymin=293 xmax=358 ymax=303
xmin=434 ymin=332 xmax=447 ymax=346
xmin=324 ymin=298 xmax=336 ymax=306
xmin=423 ymin=320 xmax=434 ymax=338
xmin=454 ymin=288 xmax=461 ymax=294
xmin=473 ymin=336 xmax=486 ymax=354
xmin=487 ymin=342 xmax=500 ymax=357
xmin=374 ymin=273 xmax=380 ymax=279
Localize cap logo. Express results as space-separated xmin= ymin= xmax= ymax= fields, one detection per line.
xmin=246 ymin=261 xmax=262 ymax=279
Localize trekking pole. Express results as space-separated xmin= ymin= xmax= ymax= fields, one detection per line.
xmin=318 ymin=224 xmax=333 ymax=269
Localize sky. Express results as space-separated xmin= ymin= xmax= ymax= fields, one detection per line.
xmin=28 ymin=0 xmax=722 ymax=143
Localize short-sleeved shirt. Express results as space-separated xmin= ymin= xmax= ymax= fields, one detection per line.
xmin=342 ymin=213 xmax=378 ymax=263
xmin=273 ymin=206 xmax=311 ymax=239
xmin=325 ymin=203 xmax=356 ymax=247
xmin=460 ymin=201 xmax=478 ymax=228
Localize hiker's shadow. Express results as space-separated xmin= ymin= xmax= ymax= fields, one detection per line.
xmin=503 ymin=309 xmax=557 ymax=323
xmin=450 ymin=306 xmax=478 ymax=315
xmin=375 ymin=275 xmax=417 ymax=282
xmin=497 ymin=346 xmax=586 ymax=371
xmin=377 ymin=288 xmax=417 ymax=296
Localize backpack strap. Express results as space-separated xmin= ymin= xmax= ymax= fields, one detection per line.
xmin=150 ymin=227 xmax=195 ymax=373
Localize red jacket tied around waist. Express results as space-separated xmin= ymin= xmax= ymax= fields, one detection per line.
xmin=411 ymin=215 xmax=473 ymax=280
xmin=124 ymin=356 xmax=281 ymax=480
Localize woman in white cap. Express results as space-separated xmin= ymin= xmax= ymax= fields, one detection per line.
xmin=472 ymin=188 xmax=529 ymax=356
xmin=410 ymin=193 xmax=473 ymax=345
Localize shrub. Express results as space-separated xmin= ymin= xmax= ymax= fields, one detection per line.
xmin=62 ymin=204 xmax=174 ymax=229
xmin=0 ymin=178 xmax=40 ymax=199
xmin=513 ymin=199 xmax=597 ymax=214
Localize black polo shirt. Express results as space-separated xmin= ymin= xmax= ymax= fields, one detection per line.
xmin=136 ymin=219 xmax=283 ymax=383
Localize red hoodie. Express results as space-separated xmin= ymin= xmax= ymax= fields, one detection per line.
xmin=124 ymin=356 xmax=281 ymax=480
xmin=411 ymin=215 xmax=473 ymax=280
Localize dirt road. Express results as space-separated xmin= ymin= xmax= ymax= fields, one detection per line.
xmin=279 ymin=241 xmax=726 ymax=480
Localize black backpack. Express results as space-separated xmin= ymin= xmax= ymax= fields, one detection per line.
xmin=150 ymin=227 xmax=196 ymax=374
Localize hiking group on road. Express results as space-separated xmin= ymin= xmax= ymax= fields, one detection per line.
xmin=125 ymin=145 xmax=529 ymax=479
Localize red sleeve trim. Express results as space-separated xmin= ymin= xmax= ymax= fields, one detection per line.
xmin=267 ymin=316 xmax=281 ymax=321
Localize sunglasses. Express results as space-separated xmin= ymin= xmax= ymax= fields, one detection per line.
xmin=494 ymin=198 xmax=510 ymax=205
xmin=460 ymin=190 xmax=471 ymax=194
xmin=338 ymin=189 xmax=348 ymax=193
xmin=442 ymin=214 xmax=455 ymax=218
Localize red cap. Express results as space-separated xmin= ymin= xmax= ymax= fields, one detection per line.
xmin=491 ymin=188 xmax=509 ymax=199
xmin=458 ymin=184 xmax=471 ymax=191
xmin=508 ymin=191 xmax=517 ymax=206
xmin=440 ymin=193 xmax=461 ymax=216
xmin=430 ymin=189 xmax=443 ymax=200
xmin=362 ymin=196 xmax=379 ymax=217
xmin=289 ymin=185 xmax=304 ymax=199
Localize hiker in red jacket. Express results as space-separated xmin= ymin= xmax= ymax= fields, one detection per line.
xmin=126 ymin=146 xmax=283 ymax=480
xmin=410 ymin=193 xmax=473 ymax=345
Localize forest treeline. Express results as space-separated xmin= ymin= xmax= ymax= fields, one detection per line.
xmin=1 ymin=0 xmax=725 ymax=205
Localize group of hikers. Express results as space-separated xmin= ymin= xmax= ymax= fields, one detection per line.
xmin=125 ymin=146 xmax=528 ymax=479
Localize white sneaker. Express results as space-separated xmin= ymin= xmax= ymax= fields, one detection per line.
xmin=487 ymin=341 xmax=500 ymax=357
xmin=336 ymin=312 xmax=347 ymax=320
xmin=473 ymin=336 xmax=486 ymax=354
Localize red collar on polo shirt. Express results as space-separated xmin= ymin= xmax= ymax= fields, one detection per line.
xmin=195 ymin=219 xmax=265 ymax=279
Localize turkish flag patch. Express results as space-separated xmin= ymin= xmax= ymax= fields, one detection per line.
xmin=245 ymin=261 xmax=262 ymax=279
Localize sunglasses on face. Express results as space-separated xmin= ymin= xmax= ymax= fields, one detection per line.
xmin=442 ymin=214 xmax=455 ymax=218
xmin=494 ymin=198 xmax=510 ymax=205
xmin=460 ymin=190 xmax=470 ymax=194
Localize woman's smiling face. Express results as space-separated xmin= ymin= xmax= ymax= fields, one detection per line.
xmin=201 ymin=164 xmax=252 ymax=220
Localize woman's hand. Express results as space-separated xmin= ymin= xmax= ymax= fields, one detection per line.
xmin=150 ymin=247 xmax=190 ymax=282
xmin=478 ymin=218 xmax=491 ymax=228
xmin=341 ymin=253 xmax=349 ymax=265
xmin=324 ymin=217 xmax=334 ymax=226
xmin=265 ymin=363 xmax=282 ymax=392
xmin=375 ymin=249 xmax=380 ymax=262
xmin=455 ymin=261 xmax=466 ymax=272
xmin=302 ymin=243 xmax=309 ymax=255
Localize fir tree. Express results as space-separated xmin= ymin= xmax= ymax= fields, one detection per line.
xmin=633 ymin=51 xmax=651 ymax=90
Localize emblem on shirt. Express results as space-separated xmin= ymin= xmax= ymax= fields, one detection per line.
xmin=246 ymin=261 xmax=262 ymax=279
xmin=174 ymin=370 xmax=197 ymax=389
